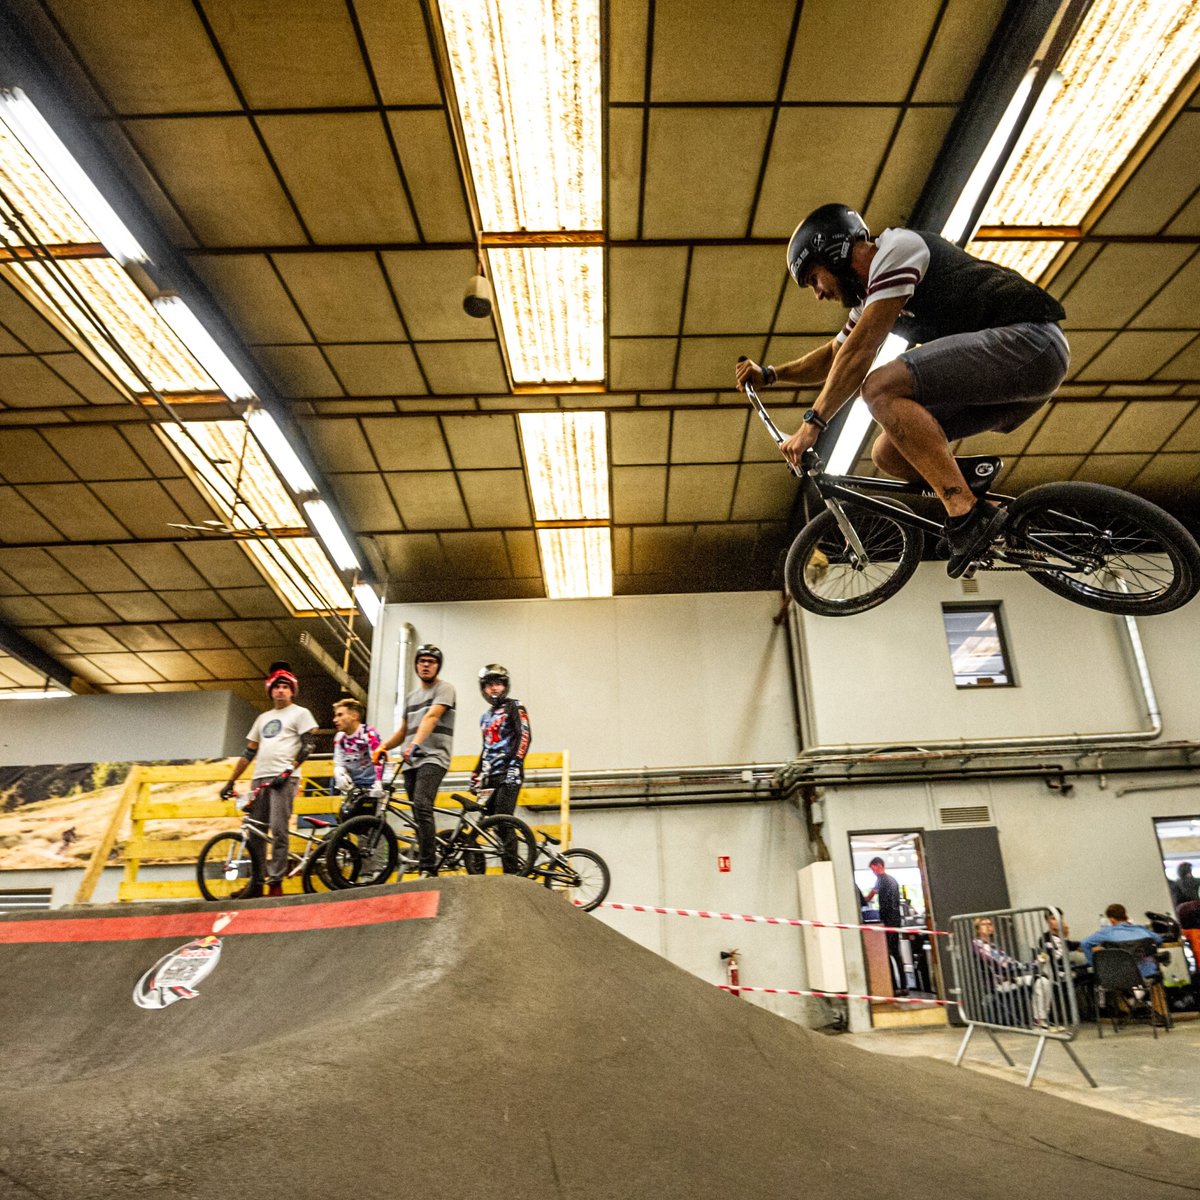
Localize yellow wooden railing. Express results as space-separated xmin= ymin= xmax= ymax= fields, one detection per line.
xmin=74 ymin=750 xmax=570 ymax=904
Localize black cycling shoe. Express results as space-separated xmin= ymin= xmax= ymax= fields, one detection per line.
xmin=945 ymin=501 xmax=1008 ymax=579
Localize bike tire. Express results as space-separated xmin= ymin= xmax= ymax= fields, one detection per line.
xmin=1006 ymin=482 xmax=1200 ymax=616
xmin=476 ymin=815 xmax=538 ymax=876
xmin=546 ymin=848 xmax=610 ymax=912
xmin=785 ymin=500 xmax=922 ymax=617
xmin=197 ymin=831 xmax=263 ymax=901
xmin=301 ymin=846 xmax=336 ymax=893
xmin=324 ymin=816 xmax=398 ymax=889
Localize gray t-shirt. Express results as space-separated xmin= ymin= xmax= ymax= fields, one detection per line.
xmin=402 ymin=679 xmax=456 ymax=769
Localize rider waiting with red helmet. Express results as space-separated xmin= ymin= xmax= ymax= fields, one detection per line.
xmin=220 ymin=662 xmax=318 ymax=897
xmin=466 ymin=664 xmax=531 ymax=876
xmin=735 ymin=204 xmax=1069 ymax=578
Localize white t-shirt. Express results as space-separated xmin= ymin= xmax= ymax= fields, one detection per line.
xmin=835 ymin=227 xmax=929 ymax=344
xmin=248 ymin=703 xmax=318 ymax=778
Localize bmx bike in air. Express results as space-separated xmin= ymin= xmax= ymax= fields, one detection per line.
xmin=743 ymin=380 xmax=1200 ymax=618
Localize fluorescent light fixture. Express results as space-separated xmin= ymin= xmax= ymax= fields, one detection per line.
xmin=0 ymin=87 xmax=147 ymax=264
xmin=353 ymin=582 xmax=382 ymax=627
xmin=0 ymin=118 xmax=96 ymax=247
xmin=0 ymin=687 xmax=73 ymax=700
xmin=826 ymin=334 xmax=908 ymax=476
xmin=437 ymin=0 xmax=602 ymax=233
xmin=537 ymin=526 xmax=612 ymax=599
xmin=518 ymin=411 xmax=609 ymax=520
xmin=489 ymin=245 xmax=604 ymax=384
xmin=2 ymin=257 xmax=217 ymax=395
xmin=245 ymin=406 xmax=316 ymax=494
xmin=970 ymin=1 xmax=1200 ymax=272
xmin=942 ymin=70 xmax=1062 ymax=244
xmin=303 ymin=498 xmax=361 ymax=571
xmin=153 ymin=295 xmax=256 ymax=401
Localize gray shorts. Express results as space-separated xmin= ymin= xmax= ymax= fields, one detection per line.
xmin=900 ymin=322 xmax=1070 ymax=440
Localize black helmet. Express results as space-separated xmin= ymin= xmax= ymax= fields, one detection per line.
xmin=786 ymin=203 xmax=870 ymax=304
xmin=479 ymin=663 xmax=510 ymax=706
xmin=339 ymin=786 xmax=377 ymax=823
xmin=414 ymin=644 xmax=443 ymax=669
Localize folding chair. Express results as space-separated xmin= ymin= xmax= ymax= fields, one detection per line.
xmin=1092 ymin=943 xmax=1171 ymax=1039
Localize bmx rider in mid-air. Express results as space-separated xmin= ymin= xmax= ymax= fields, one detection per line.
xmin=735 ymin=203 xmax=1070 ymax=578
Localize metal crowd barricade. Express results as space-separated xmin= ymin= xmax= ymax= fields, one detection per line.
xmin=949 ymin=906 xmax=1097 ymax=1089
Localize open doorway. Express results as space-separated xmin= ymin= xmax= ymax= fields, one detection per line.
xmin=1153 ymin=816 xmax=1200 ymax=974
xmin=849 ymin=831 xmax=946 ymax=1028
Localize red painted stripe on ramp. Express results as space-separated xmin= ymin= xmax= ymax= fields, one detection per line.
xmin=0 ymin=890 xmax=439 ymax=944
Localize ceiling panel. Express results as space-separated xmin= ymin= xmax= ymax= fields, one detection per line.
xmin=124 ymin=117 xmax=306 ymax=246
xmin=608 ymin=247 xmax=689 ymax=338
xmin=387 ymin=112 xmax=474 ymax=243
xmin=385 ymin=471 xmax=470 ymax=529
xmin=442 ymin=415 xmax=521 ymax=469
xmin=670 ymin=409 xmax=746 ymax=462
xmin=458 ymin=470 xmax=532 ymax=527
xmin=325 ymin=344 xmax=425 ymax=396
xmin=665 ymin=464 xmax=737 ymax=522
xmin=190 ymin=255 xmax=311 ymax=345
xmin=382 ymin=249 xmax=488 ymax=341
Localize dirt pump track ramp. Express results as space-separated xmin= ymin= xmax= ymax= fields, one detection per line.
xmin=0 ymin=877 xmax=1197 ymax=1200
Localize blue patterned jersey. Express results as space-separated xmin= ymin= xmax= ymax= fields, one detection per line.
xmin=475 ymin=699 xmax=531 ymax=782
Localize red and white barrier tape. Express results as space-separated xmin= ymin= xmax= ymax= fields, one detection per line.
xmin=718 ymin=984 xmax=958 ymax=1007
xmin=599 ymin=901 xmax=950 ymax=938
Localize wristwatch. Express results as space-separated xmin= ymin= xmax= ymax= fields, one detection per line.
xmin=802 ymin=408 xmax=829 ymax=431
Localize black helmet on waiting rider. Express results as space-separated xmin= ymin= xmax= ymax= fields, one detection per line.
xmin=414 ymin=644 xmax=442 ymax=669
xmin=478 ymin=663 xmax=510 ymax=706
xmin=786 ymin=203 xmax=870 ymax=306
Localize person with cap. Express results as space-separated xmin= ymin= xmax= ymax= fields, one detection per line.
xmin=735 ymin=203 xmax=1069 ymax=577
xmin=466 ymin=664 xmax=531 ymax=875
xmin=220 ymin=662 xmax=318 ymax=897
xmin=375 ymin=644 xmax=456 ymax=877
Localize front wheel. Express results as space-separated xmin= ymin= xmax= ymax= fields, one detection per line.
xmin=197 ymin=831 xmax=263 ymax=901
xmin=324 ymin=816 xmax=397 ymax=889
xmin=475 ymin=815 xmax=538 ymax=876
xmin=785 ymin=500 xmax=922 ymax=616
xmin=546 ymin=848 xmax=610 ymax=912
xmin=1006 ymin=483 xmax=1200 ymax=615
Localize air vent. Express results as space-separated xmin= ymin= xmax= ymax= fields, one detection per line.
xmin=938 ymin=805 xmax=992 ymax=826
xmin=960 ymin=577 xmax=980 ymax=594
xmin=0 ymin=888 xmax=52 ymax=913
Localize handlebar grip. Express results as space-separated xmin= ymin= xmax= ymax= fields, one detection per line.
xmin=737 ymin=355 xmax=748 ymax=362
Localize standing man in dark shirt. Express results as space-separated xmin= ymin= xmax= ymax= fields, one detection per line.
xmin=376 ymin=644 xmax=456 ymax=878
xmin=735 ymin=204 xmax=1069 ymax=577
xmin=863 ymin=856 xmax=907 ymax=996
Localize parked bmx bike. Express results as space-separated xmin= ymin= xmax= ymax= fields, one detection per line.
xmin=525 ymin=830 xmax=610 ymax=912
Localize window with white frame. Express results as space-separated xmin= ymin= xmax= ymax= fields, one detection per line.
xmin=942 ymin=604 xmax=1013 ymax=688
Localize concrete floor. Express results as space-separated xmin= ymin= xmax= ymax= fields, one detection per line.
xmin=848 ymin=1013 xmax=1200 ymax=1140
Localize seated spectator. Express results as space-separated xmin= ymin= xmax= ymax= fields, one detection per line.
xmin=1036 ymin=910 xmax=1084 ymax=967
xmin=1080 ymin=904 xmax=1163 ymax=977
xmin=972 ymin=916 xmax=1053 ymax=1029
xmin=1033 ymin=910 xmax=1089 ymax=1023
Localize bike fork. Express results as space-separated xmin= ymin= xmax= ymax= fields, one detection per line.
xmin=823 ymin=497 xmax=870 ymax=562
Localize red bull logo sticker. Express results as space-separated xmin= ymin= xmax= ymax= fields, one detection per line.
xmin=133 ymin=913 xmax=234 ymax=1009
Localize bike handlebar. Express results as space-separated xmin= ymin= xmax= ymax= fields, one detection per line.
xmin=738 ymin=356 xmax=811 ymax=479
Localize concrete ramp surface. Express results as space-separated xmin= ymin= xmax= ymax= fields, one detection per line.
xmin=0 ymin=877 xmax=1197 ymax=1199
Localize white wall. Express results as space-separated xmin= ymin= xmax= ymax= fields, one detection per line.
xmin=371 ymin=592 xmax=799 ymax=770
xmin=0 ymin=691 xmax=259 ymax=766
xmin=564 ymin=799 xmax=824 ymax=1025
xmin=793 ymin=562 xmax=1168 ymax=748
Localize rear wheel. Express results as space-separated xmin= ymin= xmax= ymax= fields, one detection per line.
xmin=324 ymin=816 xmax=397 ymax=889
xmin=475 ymin=815 xmax=538 ymax=876
xmin=546 ymin=848 xmax=610 ymax=912
xmin=197 ymin=831 xmax=263 ymax=901
xmin=301 ymin=845 xmax=336 ymax=893
xmin=785 ymin=501 xmax=922 ymax=616
xmin=1007 ymin=482 xmax=1200 ymax=615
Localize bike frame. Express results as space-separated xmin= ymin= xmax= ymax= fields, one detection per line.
xmin=744 ymin=381 xmax=1101 ymax=575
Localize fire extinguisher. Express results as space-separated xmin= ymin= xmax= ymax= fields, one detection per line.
xmin=721 ymin=948 xmax=740 ymax=998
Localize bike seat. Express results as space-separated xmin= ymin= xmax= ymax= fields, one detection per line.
xmin=450 ymin=792 xmax=485 ymax=813
xmin=540 ymin=833 xmax=561 ymax=846
xmin=955 ymin=455 xmax=1002 ymax=497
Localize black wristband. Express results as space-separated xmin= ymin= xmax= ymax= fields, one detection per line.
xmin=762 ymin=364 xmax=777 ymax=387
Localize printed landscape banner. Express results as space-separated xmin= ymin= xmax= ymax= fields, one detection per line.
xmin=0 ymin=761 xmax=219 ymax=871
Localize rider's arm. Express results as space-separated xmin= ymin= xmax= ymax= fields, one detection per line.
xmin=293 ymin=731 xmax=317 ymax=769
xmin=809 ymin=295 xmax=907 ymax=424
xmin=773 ymin=338 xmax=838 ymax=387
xmin=378 ymin=717 xmax=408 ymax=756
xmin=512 ymin=702 xmax=531 ymax=765
xmin=221 ymin=742 xmax=257 ymax=798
